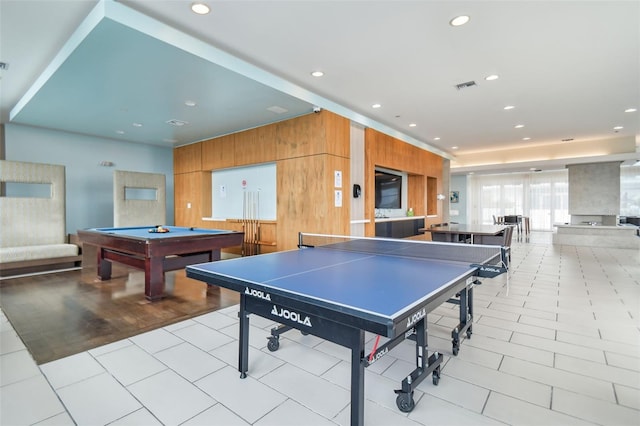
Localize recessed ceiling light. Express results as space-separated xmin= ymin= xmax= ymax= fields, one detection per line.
xmin=115 ymin=130 xmax=125 ymax=135
xmin=163 ymin=138 xmax=178 ymax=143
xmin=311 ymin=70 xmax=324 ymax=77
xmin=522 ymin=137 xmax=531 ymax=141
xmin=613 ymin=126 xmax=624 ymax=130
xmin=504 ymin=105 xmax=515 ymax=110
xmin=451 ymin=146 xmax=458 ymax=150
xmin=433 ymin=137 xmax=441 ymax=141
xmin=485 ymin=74 xmax=499 ymax=81
xmin=191 ymin=2 xmax=210 ymax=15
xmin=372 ymin=103 xmax=381 ymax=109
xmin=514 ymin=124 xmax=524 ymax=129
xmin=184 ymin=100 xmax=197 ymax=107
xmin=624 ymin=108 xmax=637 ymax=113
xmin=409 ymin=123 xmax=417 ymax=127
xmin=132 ymin=122 xmax=143 ymax=127
xmin=450 ymin=15 xmax=470 ymax=26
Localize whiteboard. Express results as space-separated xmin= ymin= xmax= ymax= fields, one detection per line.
xmin=211 ymin=163 xmax=277 ymax=220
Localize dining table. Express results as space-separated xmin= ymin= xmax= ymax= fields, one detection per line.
xmin=421 ymin=223 xmax=508 ymax=244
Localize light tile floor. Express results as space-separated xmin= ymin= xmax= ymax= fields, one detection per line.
xmin=1 ymin=232 xmax=639 ymax=425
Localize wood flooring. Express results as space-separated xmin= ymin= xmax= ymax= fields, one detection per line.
xmin=0 ymin=261 xmax=239 ymax=365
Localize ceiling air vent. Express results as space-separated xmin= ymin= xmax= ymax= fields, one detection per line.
xmin=267 ymin=105 xmax=288 ymax=114
xmin=561 ymin=138 xmax=574 ymax=142
xmin=454 ymin=80 xmax=477 ymax=90
xmin=166 ymin=119 xmax=189 ymax=127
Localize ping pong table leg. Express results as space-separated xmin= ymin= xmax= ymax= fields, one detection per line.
xmin=350 ymin=330 xmax=365 ymax=426
xmin=452 ymin=286 xmax=473 ymax=355
xmin=395 ymin=318 xmax=442 ymax=412
xmin=467 ymin=286 xmax=474 ymax=337
xmin=238 ymin=294 xmax=250 ymax=378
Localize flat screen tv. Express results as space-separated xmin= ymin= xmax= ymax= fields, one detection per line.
xmin=375 ymin=170 xmax=402 ymax=209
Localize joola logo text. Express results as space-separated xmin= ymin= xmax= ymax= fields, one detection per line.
xmin=271 ymin=306 xmax=312 ymax=327
xmin=367 ymin=347 xmax=388 ymax=365
xmin=245 ymin=287 xmax=271 ymax=301
xmin=406 ymin=308 xmax=426 ymax=327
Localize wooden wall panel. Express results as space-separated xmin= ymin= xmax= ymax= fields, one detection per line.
xmin=408 ymin=174 xmax=426 ymax=216
xmin=174 ymin=111 xmax=446 ymax=248
xmin=174 ymin=143 xmax=202 ymax=174
xmin=324 ymin=112 xmax=351 ymax=158
xmin=202 ymin=134 xmax=235 ymax=170
xmin=234 ymin=124 xmax=277 ymax=166
xmin=174 ymin=172 xmax=204 ymax=227
xmin=364 ymin=128 xmax=444 ymax=236
xmin=277 ymin=156 xmax=325 ymax=250
xmin=427 ymin=176 xmax=437 ymax=217
xmin=276 ymin=154 xmax=350 ymax=250
xmin=201 ymin=172 xmax=212 ymax=218
xmin=325 ymin=155 xmax=351 ymax=236
xmin=276 ymin=113 xmax=326 ymax=159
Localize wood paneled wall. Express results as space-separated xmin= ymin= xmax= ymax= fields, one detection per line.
xmin=173 ymin=143 xmax=201 ymax=174
xmin=174 ymin=111 xmax=351 ymax=251
xmin=364 ymin=128 xmax=445 ymax=236
xmin=174 ymin=114 xmax=446 ymax=248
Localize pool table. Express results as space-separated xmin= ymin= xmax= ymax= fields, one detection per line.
xmin=78 ymin=226 xmax=244 ymax=301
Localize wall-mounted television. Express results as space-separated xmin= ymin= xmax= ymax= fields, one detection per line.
xmin=375 ymin=170 xmax=402 ymax=209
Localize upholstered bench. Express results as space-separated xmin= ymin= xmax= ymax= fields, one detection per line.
xmin=0 ymin=160 xmax=81 ymax=276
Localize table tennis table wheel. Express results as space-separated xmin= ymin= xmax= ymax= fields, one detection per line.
xmin=267 ymin=336 xmax=280 ymax=352
xmin=432 ymin=366 xmax=441 ymax=386
xmin=396 ymin=391 xmax=415 ymax=412
xmin=452 ymin=342 xmax=460 ymax=356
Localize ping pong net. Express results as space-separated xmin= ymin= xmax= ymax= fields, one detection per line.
xmin=298 ymin=233 xmax=509 ymax=278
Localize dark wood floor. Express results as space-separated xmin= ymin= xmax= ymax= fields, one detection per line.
xmin=0 ymin=260 xmax=239 ymax=365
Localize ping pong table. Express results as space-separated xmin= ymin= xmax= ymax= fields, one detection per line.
xmin=186 ymin=233 xmax=509 ymax=426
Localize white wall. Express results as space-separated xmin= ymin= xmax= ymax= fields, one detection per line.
xmin=449 ymin=174 xmax=468 ymax=223
xmin=4 ymin=124 xmax=174 ymax=233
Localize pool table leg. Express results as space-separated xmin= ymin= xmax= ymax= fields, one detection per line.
xmin=144 ymin=257 xmax=165 ymax=301
xmin=97 ymin=248 xmax=112 ymax=280
xmin=210 ymin=249 xmax=221 ymax=261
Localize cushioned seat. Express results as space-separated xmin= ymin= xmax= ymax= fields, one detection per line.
xmin=0 ymin=244 xmax=79 ymax=262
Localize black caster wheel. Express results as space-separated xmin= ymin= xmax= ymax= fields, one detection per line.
xmin=267 ymin=337 xmax=280 ymax=352
xmin=452 ymin=343 xmax=459 ymax=356
xmin=466 ymin=329 xmax=472 ymax=339
xmin=301 ymin=331 xmax=309 ymax=336
xmin=396 ymin=392 xmax=415 ymax=413
xmin=432 ymin=366 xmax=440 ymax=386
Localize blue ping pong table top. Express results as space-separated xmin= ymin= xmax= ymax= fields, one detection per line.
xmin=187 ymin=245 xmax=476 ymax=322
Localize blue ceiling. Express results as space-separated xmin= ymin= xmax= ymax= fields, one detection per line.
xmin=10 ymin=2 xmax=315 ymax=146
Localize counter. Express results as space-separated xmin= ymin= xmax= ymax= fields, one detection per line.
xmin=374 ymin=215 xmax=426 ymax=223
xmin=375 ymin=217 xmax=425 ymax=238
xmin=553 ymin=224 xmax=639 ymax=249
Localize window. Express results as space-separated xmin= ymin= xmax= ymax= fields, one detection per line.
xmin=621 ymin=164 xmax=640 ymax=216
xmin=469 ymin=170 xmax=569 ymax=231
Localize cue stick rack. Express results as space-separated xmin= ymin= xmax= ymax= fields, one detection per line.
xmin=241 ymin=191 xmax=262 ymax=256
